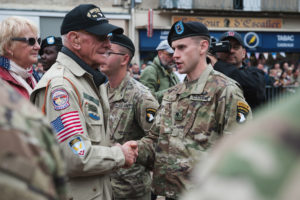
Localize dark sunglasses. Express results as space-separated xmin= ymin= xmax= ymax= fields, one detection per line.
xmin=11 ymin=37 xmax=41 ymax=46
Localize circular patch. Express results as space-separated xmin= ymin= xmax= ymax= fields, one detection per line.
xmin=175 ymin=21 xmax=184 ymax=35
xmin=244 ymin=32 xmax=259 ymax=49
xmin=51 ymin=89 xmax=70 ymax=110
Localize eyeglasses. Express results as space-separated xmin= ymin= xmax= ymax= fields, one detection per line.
xmin=11 ymin=37 xmax=41 ymax=46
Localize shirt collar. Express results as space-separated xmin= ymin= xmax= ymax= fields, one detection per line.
xmin=61 ymin=47 xmax=107 ymax=87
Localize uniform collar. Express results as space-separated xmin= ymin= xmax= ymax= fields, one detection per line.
xmin=179 ymin=64 xmax=213 ymax=95
xmin=108 ymin=72 xmax=131 ymax=102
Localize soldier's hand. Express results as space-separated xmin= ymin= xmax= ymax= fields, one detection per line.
xmin=120 ymin=141 xmax=138 ymax=168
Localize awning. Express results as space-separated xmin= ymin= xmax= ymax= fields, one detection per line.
xmin=139 ymin=29 xmax=300 ymax=52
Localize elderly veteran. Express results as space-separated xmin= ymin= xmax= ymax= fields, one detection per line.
xmin=100 ymin=33 xmax=159 ymax=200
xmin=136 ymin=21 xmax=252 ymax=200
xmin=0 ymin=16 xmax=41 ymax=99
xmin=31 ymin=4 xmax=138 ymax=200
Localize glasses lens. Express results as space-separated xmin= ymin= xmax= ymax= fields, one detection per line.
xmin=37 ymin=38 xmax=41 ymax=45
xmin=28 ymin=38 xmax=36 ymax=46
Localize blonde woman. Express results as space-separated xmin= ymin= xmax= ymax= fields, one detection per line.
xmin=0 ymin=16 xmax=41 ymax=98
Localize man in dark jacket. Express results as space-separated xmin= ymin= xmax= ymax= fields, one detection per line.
xmin=214 ymin=31 xmax=265 ymax=110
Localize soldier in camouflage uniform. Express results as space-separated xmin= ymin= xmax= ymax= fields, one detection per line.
xmin=136 ymin=21 xmax=252 ymax=200
xmin=100 ymin=34 xmax=159 ymax=200
xmin=181 ymin=91 xmax=300 ymax=200
xmin=0 ymin=78 xmax=66 ymax=200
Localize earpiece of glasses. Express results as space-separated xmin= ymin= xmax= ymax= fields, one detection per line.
xmin=11 ymin=37 xmax=41 ymax=46
xmin=103 ymin=52 xmax=126 ymax=57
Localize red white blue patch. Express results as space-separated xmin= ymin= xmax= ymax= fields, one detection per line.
xmin=51 ymin=89 xmax=70 ymax=110
xmin=50 ymin=111 xmax=84 ymax=143
xmin=69 ymin=136 xmax=86 ymax=157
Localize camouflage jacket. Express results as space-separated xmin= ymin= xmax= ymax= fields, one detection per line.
xmin=107 ymin=73 xmax=159 ymax=198
xmin=181 ymin=90 xmax=300 ymax=200
xmin=138 ymin=65 xmax=251 ymax=199
xmin=140 ymin=56 xmax=180 ymax=103
xmin=0 ymin=79 xmax=66 ymax=200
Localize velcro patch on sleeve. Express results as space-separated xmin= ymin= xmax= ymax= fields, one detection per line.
xmin=146 ymin=108 xmax=157 ymax=123
xmin=51 ymin=89 xmax=70 ymax=111
xmin=69 ymin=136 xmax=86 ymax=157
xmin=236 ymin=101 xmax=250 ymax=123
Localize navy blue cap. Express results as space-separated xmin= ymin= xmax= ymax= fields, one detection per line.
xmin=61 ymin=4 xmax=123 ymax=36
xmin=220 ymin=31 xmax=244 ymax=47
xmin=110 ymin=34 xmax=135 ymax=56
xmin=168 ymin=21 xmax=210 ymax=46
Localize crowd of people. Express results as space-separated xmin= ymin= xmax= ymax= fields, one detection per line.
xmin=0 ymin=3 xmax=299 ymax=200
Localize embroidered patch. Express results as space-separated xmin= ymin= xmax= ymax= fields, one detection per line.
xmin=51 ymin=89 xmax=70 ymax=110
xmin=83 ymin=93 xmax=99 ymax=106
xmin=175 ymin=21 xmax=184 ymax=35
xmin=50 ymin=111 xmax=84 ymax=143
xmin=146 ymin=108 xmax=157 ymax=123
xmin=236 ymin=101 xmax=250 ymax=123
xmin=69 ymin=136 xmax=86 ymax=157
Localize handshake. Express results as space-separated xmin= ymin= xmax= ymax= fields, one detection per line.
xmin=117 ymin=141 xmax=138 ymax=168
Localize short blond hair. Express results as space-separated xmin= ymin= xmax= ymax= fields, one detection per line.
xmin=0 ymin=16 xmax=38 ymax=56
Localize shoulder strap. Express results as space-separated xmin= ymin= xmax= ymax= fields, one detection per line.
xmin=42 ymin=77 xmax=82 ymax=115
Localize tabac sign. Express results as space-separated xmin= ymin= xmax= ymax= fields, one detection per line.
xmin=172 ymin=16 xmax=282 ymax=29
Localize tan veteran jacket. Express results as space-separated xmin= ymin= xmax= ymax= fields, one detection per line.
xmin=137 ymin=65 xmax=252 ymax=199
xmin=31 ymin=52 xmax=125 ymax=200
xmin=107 ymin=73 xmax=159 ymax=198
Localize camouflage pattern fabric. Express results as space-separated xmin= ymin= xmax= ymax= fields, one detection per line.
xmin=140 ymin=56 xmax=180 ymax=103
xmin=107 ymin=73 xmax=159 ymax=199
xmin=0 ymin=79 xmax=66 ymax=200
xmin=138 ymin=65 xmax=251 ymax=199
xmin=181 ymin=90 xmax=300 ymax=200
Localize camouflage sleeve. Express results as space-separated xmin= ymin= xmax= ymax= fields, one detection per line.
xmin=136 ymin=107 xmax=161 ymax=168
xmin=135 ymin=90 xmax=160 ymax=133
xmin=215 ymin=83 xmax=252 ymax=136
xmin=181 ymin=92 xmax=300 ymax=200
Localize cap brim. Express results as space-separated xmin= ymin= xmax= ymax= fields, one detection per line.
xmin=85 ymin=23 xmax=123 ymax=36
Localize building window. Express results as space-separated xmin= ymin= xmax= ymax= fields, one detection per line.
xmin=233 ymin=0 xmax=243 ymax=10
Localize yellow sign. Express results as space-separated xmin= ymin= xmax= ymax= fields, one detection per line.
xmin=172 ymin=16 xmax=282 ymax=29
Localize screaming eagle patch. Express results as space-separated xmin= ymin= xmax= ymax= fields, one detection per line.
xmin=236 ymin=101 xmax=250 ymax=123
xmin=146 ymin=108 xmax=157 ymax=123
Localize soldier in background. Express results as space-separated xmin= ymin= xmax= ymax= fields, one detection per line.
xmin=39 ymin=36 xmax=63 ymax=72
xmin=0 ymin=78 xmax=66 ymax=200
xmin=181 ymin=91 xmax=300 ymax=200
xmin=100 ymin=33 xmax=159 ymax=200
xmin=136 ymin=21 xmax=251 ymax=200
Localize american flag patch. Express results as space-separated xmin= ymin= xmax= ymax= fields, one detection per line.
xmin=51 ymin=111 xmax=84 ymax=143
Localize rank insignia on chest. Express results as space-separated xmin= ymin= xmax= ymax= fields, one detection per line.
xmin=146 ymin=108 xmax=156 ymax=123
xmin=236 ymin=101 xmax=250 ymax=123
xmin=69 ymin=136 xmax=86 ymax=157
xmin=51 ymin=89 xmax=70 ymax=110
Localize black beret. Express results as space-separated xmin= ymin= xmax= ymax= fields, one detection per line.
xmin=220 ymin=31 xmax=245 ymax=47
xmin=39 ymin=36 xmax=62 ymax=55
xmin=110 ymin=34 xmax=135 ymax=56
xmin=61 ymin=4 xmax=123 ymax=36
xmin=168 ymin=21 xmax=210 ymax=46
